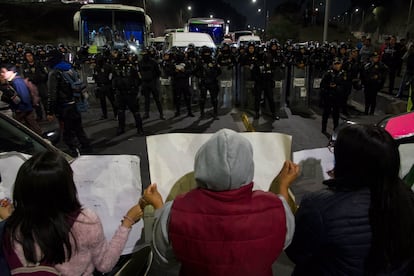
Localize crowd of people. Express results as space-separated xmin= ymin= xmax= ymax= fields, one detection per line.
xmin=0 ymin=37 xmax=413 ymax=274
xmin=1 ymin=124 xmax=413 ymax=275
xmin=0 ymin=35 xmax=412 ymax=153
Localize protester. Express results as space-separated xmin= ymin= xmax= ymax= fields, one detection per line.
xmin=46 ymin=50 xmax=91 ymax=156
xmin=0 ymin=64 xmax=42 ymax=135
xmin=0 ymin=151 xmax=143 ymax=275
xmin=286 ymin=124 xmax=414 ymax=275
xmin=141 ymin=128 xmax=300 ymax=276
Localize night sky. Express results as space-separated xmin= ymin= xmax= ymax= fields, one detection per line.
xmin=222 ymin=0 xmax=351 ymax=29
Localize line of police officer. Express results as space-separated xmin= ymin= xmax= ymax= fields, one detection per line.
xmin=0 ymin=39 xmax=393 ymax=136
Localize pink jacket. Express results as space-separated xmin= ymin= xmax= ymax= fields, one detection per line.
xmin=10 ymin=208 xmax=130 ymax=276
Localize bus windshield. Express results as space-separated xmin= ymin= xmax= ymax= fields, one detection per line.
xmin=188 ymin=18 xmax=224 ymax=45
xmin=80 ymin=9 xmax=146 ymax=49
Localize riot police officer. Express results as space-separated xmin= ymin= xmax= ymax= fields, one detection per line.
xmin=216 ymin=43 xmax=236 ymax=108
xmin=320 ymin=58 xmax=347 ymax=134
xmin=361 ymin=52 xmax=388 ymax=115
xmin=170 ymin=49 xmax=194 ymax=117
xmin=251 ymin=41 xmax=280 ymax=120
xmin=112 ymin=50 xmax=144 ymax=135
xmin=139 ymin=47 xmax=165 ymax=120
xmin=93 ymin=53 xmax=118 ymax=120
xmin=194 ymin=46 xmax=221 ymax=119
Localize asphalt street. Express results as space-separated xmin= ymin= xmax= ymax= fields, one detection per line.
xmin=41 ymin=88 xmax=399 ymax=189
xmin=36 ymin=88 xmax=407 ymax=276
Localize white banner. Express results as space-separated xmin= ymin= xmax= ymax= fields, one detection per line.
xmin=0 ymin=153 xmax=143 ymax=255
xmin=147 ymin=132 xmax=292 ymax=201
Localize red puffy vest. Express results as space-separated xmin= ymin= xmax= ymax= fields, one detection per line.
xmin=169 ymin=182 xmax=287 ymax=276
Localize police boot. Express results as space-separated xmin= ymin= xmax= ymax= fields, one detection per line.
xmin=174 ymin=105 xmax=181 ymax=117
xmin=212 ymin=102 xmax=219 ymax=120
xmin=199 ymin=102 xmax=205 ymax=119
xmin=116 ymin=111 xmax=126 ymax=135
xmin=186 ymin=102 xmax=194 ymax=117
xmin=159 ymin=112 xmax=166 ymax=120
xmin=134 ymin=112 xmax=144 ymax=135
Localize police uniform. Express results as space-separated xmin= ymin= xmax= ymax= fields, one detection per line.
xmin=320 ymin=58 xmax=347 ymax=133
xmin=194 ymin=47 xmax=221 ymax=119
xmin=361 ymin=52 xmax=388 ymax=115
xmin=93 ymin=54 xmax=117 ymax=119
xmin=112 ymin=51 xmax=144 ymax=135
xmin=139 ymin=48 xmax=165 ymax=120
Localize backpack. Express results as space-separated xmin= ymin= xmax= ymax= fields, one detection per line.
xmin=60 ymin=69 xmax=87 ymax=94
xmin=59 ymin=69 xmax=89 ymax=112
xmin=22 ymin=78 xmax=40 ymax=107
xmin=9 ymin=78 xmax=40 ymax=107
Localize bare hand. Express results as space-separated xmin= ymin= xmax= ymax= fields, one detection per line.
xmin=276 ymin=160 xmax=300 ymax=189
xmin=122 ymin=204 xmax=143 ymax=228
xmin=0 ymin=198 xmax=13 ymax=220
xmin=143 ymin=183 xmax=164 ymax=209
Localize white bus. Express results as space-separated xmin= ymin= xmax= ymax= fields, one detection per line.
xmin=187 ymin=17 xmax=226 ymax=45
xmin=73 ymin=4 xmax=152 ymax=52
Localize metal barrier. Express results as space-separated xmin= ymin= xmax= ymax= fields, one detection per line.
xmin=159 ymin=77 xmax=174 ymax=109
xmin=308 ymin=66 xmax=324 ymax=107
xmin=240 ymin=66 xmax=255 ymax=109
xmin=219 ymin=67 xmax=234 ymax=108
xmin=285 ymin=65 xmax=315 ymax=116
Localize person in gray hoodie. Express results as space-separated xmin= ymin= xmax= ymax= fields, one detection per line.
xmin=141 ymin=128 xmax=299 ymax=275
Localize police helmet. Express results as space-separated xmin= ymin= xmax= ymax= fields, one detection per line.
xmin=200 ymin=46 xmax=212 ymax=56
xmin=187 ymin=43 xmax=195 ymax=51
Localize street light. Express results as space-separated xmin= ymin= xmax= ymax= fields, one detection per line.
xmin=251 ymin=0 xmax=269 ymax=40
xmin=349 ymin=7 xmax=360 ymax=31
xmin=210 ymin=14 xmax=213 ymax=18
xmin=187 ymin=5 xmax=192 ymax=11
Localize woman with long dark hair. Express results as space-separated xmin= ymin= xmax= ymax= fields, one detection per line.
xmin=0 ymin=151 xmax=143 ymax=275
xmin=286 ymin=124 xmax=414 ymax=275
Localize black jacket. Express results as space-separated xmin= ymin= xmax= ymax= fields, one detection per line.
xmin=286 ymin=179 xmax=372 ymax=276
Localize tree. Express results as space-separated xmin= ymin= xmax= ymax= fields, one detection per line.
xmin=266 ymin=1 xmax=302 ymax=42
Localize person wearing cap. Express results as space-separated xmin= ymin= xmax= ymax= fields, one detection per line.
xmin=381 ymin=35 xmax=403 ymax=95
xmin=320 ymin=57 xmax=347 ymax=135
xmin=141 ymin=128 xmax=299 ymax=276
xmin=361 ymin=52 xmax=388 ymax=115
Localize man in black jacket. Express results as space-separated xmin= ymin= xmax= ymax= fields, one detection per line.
xmin=46 ymin=50 xmax=90 ymax=156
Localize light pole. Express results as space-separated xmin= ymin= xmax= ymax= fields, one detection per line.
xmin=323 ymin=0 xmax=329 ymax=42
xmin=264 ymin=0 xmax=268 ymax=41
xmin=407 ymin=0 xmax=414 ymax=37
